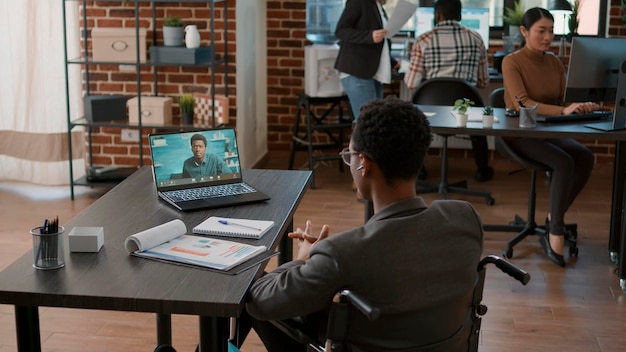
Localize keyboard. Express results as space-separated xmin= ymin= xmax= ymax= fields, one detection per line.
xmin=164 ymin=183 xmax=256 ymax=202
xmin=536 ymin=111 xmax=613 ymax=124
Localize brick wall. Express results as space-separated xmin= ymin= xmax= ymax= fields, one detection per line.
xmin=83 ymin=1 xmax=625 ymax=167
xmin=81 ymin=0 xmax=235 ymax=167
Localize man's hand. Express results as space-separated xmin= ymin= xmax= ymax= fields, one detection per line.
xmin=288 ymin=220 xmax=330 ymax=261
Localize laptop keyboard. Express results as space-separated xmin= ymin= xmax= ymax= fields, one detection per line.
xmin=164 ymin=183 xmax=256 ymax=202
xmin=537 ymin=111 xmax=612 ymax=124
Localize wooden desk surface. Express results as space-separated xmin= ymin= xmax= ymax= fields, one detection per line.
xmin=0 ymin=167 xmax=311 ymax=318
xmin=419 ymin=105 xmax=626 ymax=141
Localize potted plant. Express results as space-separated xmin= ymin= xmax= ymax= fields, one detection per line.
xmin=567 ymin=0 xmax=581 ymax=41
xmin=452 ymin=98 xmax=474 ymax=127
xmin=163 ymin=15 xmax=184 ymax=47
xmin=503 ymin=0 xmax=524 ymax=38
xmin=482 ymin=106 xmax=495 ymax=128
xmin=179 ymin=94 xmax=196 ymax=125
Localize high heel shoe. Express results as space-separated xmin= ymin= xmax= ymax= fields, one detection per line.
xmin=539 ymin=234 xmax=565 ymax=267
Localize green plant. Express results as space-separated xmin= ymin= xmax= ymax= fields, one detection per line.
xmin=453 ymin=98 xmax=475 ymax=115
xmin=179 ymin=94 xmax=195 ymax=112
xmin=482 ymin=106 xmax=494 ymax=115
xmin=503 ymin=0 xmax=525 ymax=26
xmin=568 ymin=0 xmax=581 ymax=34
xmin=164 ymin=16 xmax=183 ymax=27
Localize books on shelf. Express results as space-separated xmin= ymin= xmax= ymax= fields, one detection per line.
xmin=124 ymin=219 xmax=273 ymax=273
xmin=193 ymin=216 xmax=274 ymax=239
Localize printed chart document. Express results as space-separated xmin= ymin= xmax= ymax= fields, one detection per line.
xmin=193 ymin=216 xmax=274 ymax=239
xmin=385 ymin=0 xmax=418 ymax=38
xmin=124 ymin=219 xmax=277 ymax=274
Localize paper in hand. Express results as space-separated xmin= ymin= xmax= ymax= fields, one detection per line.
xmin=385 ymin=0 xmax=419 ymax=38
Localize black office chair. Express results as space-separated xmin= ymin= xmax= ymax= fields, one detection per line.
xmin=271 ymin=255 xmax=530 ymax=352
xmin=411 ymin=78 xmax=494 ymax=205
xmin=482 ymin=88 xmax=578 ymax=258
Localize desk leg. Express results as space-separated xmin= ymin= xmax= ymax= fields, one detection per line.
xmin=278 ymin=219 xmax=294 ymax=265
xmin=198 ymin=316 xmax=228 ymax=352
xmin=156 ymin=313 xmax=172 ymax=345
xmin=15 ymin=306 xmax=41 ymax=352
xmin=609 ymin=141 xmax=626 ymax=264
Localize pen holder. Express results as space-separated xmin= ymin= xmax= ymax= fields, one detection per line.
xmin=30 ymin=226 xmax=65 ymax=270
xmin=519 ymin=106 xmax=537 ymax=128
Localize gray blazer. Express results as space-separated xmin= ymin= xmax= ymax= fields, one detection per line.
xmin=246 ymin=197 xmax=484 ymax=351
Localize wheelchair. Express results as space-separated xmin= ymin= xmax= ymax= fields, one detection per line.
xmin=272 ymin=255 xmax=530 ymax=352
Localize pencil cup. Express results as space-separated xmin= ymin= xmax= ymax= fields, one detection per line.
xmin=519 ymin=107 xmax=537 ymax=128
xmin=30 ymin=226 xmax=65 ymax=270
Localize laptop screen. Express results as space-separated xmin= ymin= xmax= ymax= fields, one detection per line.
xmin=149 ymin=128 xmax=242 ymax=189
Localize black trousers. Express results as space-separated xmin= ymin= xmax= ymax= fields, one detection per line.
xmin=471 ymin=135 xmax=490 ymax=170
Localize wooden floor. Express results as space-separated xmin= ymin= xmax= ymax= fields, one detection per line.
xmin=1 ymin=151 xmax=626 ymax=352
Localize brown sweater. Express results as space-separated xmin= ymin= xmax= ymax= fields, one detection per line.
xmin=502 ymin=46 xmax=566 ymax=116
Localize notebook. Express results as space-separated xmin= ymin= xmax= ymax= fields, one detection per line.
xmin=148 ymin=128 xmax=270 ymax=211
xmin=193 ymin=216 xmax=274 ymax=239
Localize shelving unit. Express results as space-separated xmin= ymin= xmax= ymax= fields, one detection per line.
xmin=62 ymin=0 xmax=228 ymax=199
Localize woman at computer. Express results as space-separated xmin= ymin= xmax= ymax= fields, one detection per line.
xmin=501 ymin=7 xmax=597 ymax=267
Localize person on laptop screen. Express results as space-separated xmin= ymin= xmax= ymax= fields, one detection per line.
xmin=181 ymin=133 xmax=231 ymax=178
xmin=501 ymin=7 xmax=595 ymax=267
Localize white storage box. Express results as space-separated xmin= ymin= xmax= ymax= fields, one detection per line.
xmin=92 ymin=27 xmax=147 ymax=63
xmin=128 ymin=96 xmax=173 ymax=125
xmin=68 ymin=227 xmax=104 ymax=253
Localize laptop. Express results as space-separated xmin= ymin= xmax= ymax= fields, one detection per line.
xmin=148 ymin=128 xmax=269 ymax=211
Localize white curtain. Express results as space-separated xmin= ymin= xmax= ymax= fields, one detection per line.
xmin=0 ymin=0 xmax=84 ymax=185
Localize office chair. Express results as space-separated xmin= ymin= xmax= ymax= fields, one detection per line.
xmin=482 ymin=88 xmax=578 ymax=258
xmin=271 ymin=255 xmax=530 ymax=352
xmin=412 ymin=78 xmax=494 ymax=205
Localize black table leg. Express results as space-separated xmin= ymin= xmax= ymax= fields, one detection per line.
xmin=609 ymin=141 xmax=626 ymax=265
xmin=157 ymin=313 xmax=172 ymax=345
xmin=278 ymin=219 xmax=294 ymax=265
xmin=15 ymin=305 xmax=41 ymax=352
xmin=198 ymin=316 xmax=229 ymax=352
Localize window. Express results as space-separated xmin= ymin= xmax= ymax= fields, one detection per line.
xmin=384 ymin=0 xmax=602 ymax=37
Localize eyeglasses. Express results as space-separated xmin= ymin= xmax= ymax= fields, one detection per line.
xmin=339 ymin=148 xmax=360 ymax=166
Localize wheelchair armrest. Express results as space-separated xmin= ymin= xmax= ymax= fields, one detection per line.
xmin=478 ymin=254 xmax=530 ymax=285
xmin=271 ymin=317 xmax=321 ymax=346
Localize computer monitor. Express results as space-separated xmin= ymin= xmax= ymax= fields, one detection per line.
xmin=565 ymin=37 xmax=626 ymax=131
xmin=414 ymin=7 xmax=490 ymax=49
xmin=565 ymin=37 xmax=626 ymax=103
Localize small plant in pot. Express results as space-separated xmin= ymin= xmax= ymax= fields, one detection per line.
xmin=163 ymin=16 xmax=184 ymax=47
xmin=482 ymin=106 xmax=495 ymax=128
xmin=179 ymin=94 xmax=196 ymax=125
xmin=503 ymin=0 xmax=524 ymax=38
xmin=452 ymin=98 xmax=474 ymax=127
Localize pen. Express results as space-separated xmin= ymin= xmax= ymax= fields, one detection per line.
xmin=218 ymin=220 xmax=262 ymax=231
xmin=515 ymin=96 xmax=525 ymax=108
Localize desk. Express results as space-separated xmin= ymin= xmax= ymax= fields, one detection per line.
xmin=418 ymin=105 xmax=626 ymax=291
xmin=0 ymin=167 xmax=311 ymax=352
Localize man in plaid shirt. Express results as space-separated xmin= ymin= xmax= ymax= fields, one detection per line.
xmin=404 ymin=0 xmax=493 ymax=182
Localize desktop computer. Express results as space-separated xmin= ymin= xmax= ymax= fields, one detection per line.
xmin=563 ymin=37 xmax=626 ymax=131
xmin=414 ymin=7 xmax=490 ymax=49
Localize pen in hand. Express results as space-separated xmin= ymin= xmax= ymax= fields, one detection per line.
xmin=515 ymin=96 xmax=525 ymax=108
xmin=218 ymin=219 xmax=262 ymax=231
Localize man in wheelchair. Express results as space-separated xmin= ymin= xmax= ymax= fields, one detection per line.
xmin=241 ymin=96 xmax=485 ymax=351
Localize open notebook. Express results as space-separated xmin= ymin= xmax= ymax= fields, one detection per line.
xmin=148 ymin=128 xmax=269 ymax=211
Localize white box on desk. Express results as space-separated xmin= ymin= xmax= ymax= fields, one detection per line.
xmin=68 ymin=227 xmax=104 ymax=253
xmin=128 ymin=96 xmax=173 ymax=125
xmin=91 ymin=28 xmax=147 ymax=63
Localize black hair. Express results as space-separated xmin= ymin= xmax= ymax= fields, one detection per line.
xmin=351 ymin=96 xmax=432 ymax=183
xmin=434 ymin=0 xmax=462 ymax=22
xmin=519 ymin=7 xmax=554 ymax=47
xmin=190 ymin=133 xmax=207 ymax=147
xmin=521 ymin=7 xmax=554 ymax=31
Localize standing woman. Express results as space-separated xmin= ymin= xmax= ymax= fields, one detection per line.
xmin=502 ymin=7 xmax=598 ymax=267
xmin=334 ymin=0 xmax=398 ymax=120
